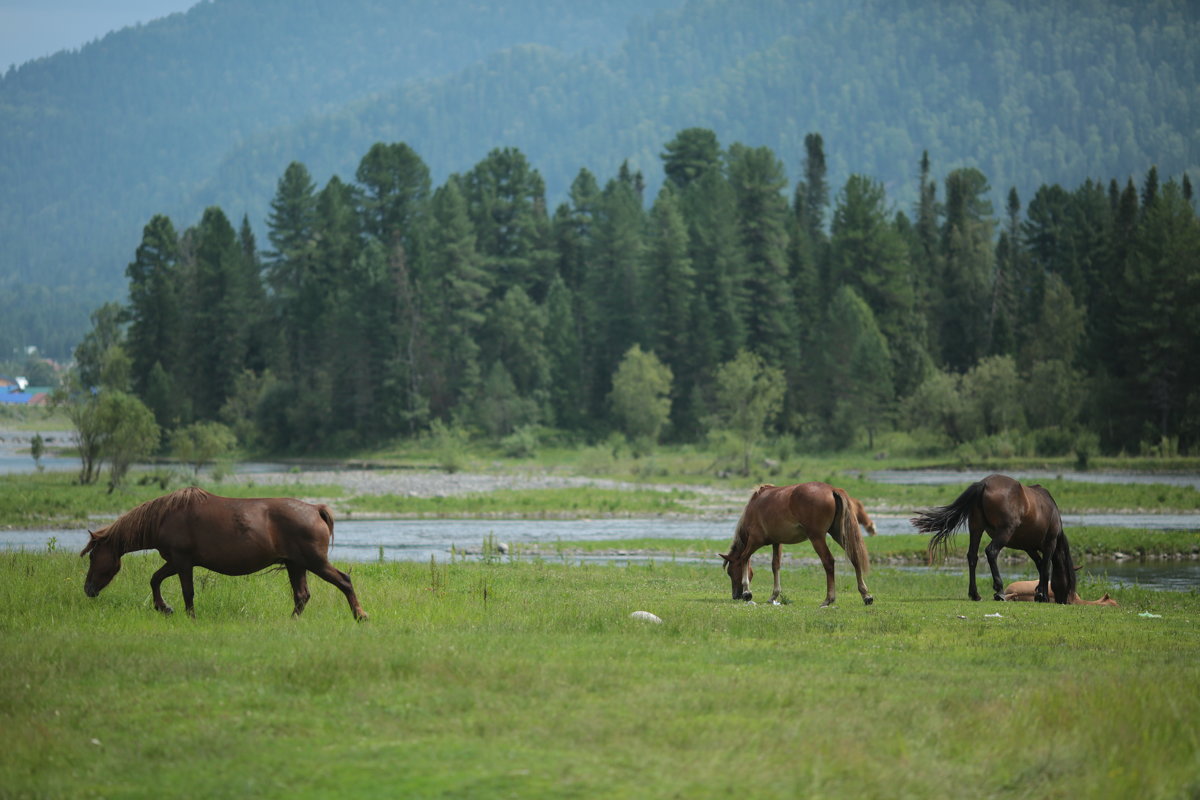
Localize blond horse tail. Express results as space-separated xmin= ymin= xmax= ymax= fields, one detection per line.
xmin=834 ymin=489 xmax=869 ymax=575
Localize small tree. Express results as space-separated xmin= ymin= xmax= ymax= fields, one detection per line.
xmin=609 ymin=345 xmax=673 ymax=453
xmin=30 ymin=433 xmax=44 ymax=472
xmin=709 ymin=349 xmax=785 ymax=475
xmin=170 ymin=421 xmax=237 ymax=477
xmin=96 ymin=391 xmax=161 ymax=491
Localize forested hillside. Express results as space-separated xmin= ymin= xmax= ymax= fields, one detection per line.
xmin=0 ymin=0 xmax=680 ymax=357
xmin=2 ymin=0 xmax=1197 ymax=359
xmin=78 ymin=131 xmax=1198 ymax=461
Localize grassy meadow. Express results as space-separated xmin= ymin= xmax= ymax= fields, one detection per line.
xmin=2 ymin=550 xmax=1198 ymax=799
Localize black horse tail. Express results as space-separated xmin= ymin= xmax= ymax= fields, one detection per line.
xmin=911 ymin=481 xmax=986 ymax=561
xmin=1050 ymin=531 xmax=1077 ymax=604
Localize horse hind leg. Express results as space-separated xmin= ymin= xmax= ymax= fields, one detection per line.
xmin=965 ymin=515 xmax=985 ymax=601
xmin=809 ymin=535 xmax=838 ymax=608
xmin=848 ymin=547 xmax=873 ymax=606
xmin=310 ymin=559 xmax=369 ymax=621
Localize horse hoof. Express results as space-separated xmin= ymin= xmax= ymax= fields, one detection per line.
xmin=157 ymin=605 xmax=173 ymax=616
xmin=356 ymin=613 xmax=370 ymax=622
xmin=863 ymin=595 xmax=874 ymax=606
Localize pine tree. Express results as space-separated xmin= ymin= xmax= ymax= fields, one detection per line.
xmin=645 ymin=183 xmax=698 ymax=434
xmin=661 ymin=128 xmax=722 ymax=190
xmin=423 ymin=180 xmax=488 ymax=416
xmin=462 ymin=147 xmax=549 ymax=298
xmin=938 ymin=168 xmax=995 ymax=371
xmin=124 ymin=214 xmax=181 ymax=425
xmin=581 ymin=173 xmax=645 ymax=415
xmin=727 ymin=143 xmax=795 ymax=370
xmin=356 ymin=142 xmax=430 ymax=255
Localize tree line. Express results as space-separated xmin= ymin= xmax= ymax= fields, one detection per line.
xmin=70 ymin=129 xmax=1199 ymax=476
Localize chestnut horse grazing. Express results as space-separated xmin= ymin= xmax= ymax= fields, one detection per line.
xmin=81 ymin=487 xmax=368 ymax=620
xmin=1003 ymin=579 xmax=1117 ymax=606
xmin=718 ymin=482 xmax=872 ymax=607
xmin=911 ymin=474 xmax=1076 ymax=604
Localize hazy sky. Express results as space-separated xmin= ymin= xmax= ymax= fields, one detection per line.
xmin=0 ymin=0 xmax=198 ymax=70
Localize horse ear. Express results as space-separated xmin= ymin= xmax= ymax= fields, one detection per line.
xmin=80 ymin=531 xmax=99 ymax=557
xmin=717 ymin=552 xmax=730 ymax=562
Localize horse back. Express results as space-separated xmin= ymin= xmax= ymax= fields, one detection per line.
xmin=784 ymin=482 xmax=839 ymax=538
xmin=161 ymin=495 xmax=332 ymax=574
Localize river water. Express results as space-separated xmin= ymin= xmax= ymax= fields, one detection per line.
xmin=6 ymin=516 xmax=1196 ymax=591
xmin=4 ymin=436 xmax=1195 ymax=589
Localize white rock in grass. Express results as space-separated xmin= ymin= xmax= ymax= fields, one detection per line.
xmin=629 ymin=610 xmax=662 ymax=624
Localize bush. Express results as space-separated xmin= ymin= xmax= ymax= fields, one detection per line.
xmin=501 ymin=425 xmax=540 ymax=459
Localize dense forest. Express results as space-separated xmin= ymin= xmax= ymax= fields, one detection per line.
xmin=2 ymin=0 xmax=1197 ymax=359
xmin=73 ymin=131 xmax=1199 ymax=462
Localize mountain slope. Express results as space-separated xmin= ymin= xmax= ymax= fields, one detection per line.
xmin=2 ymin=0 xmax=1196 ymax=359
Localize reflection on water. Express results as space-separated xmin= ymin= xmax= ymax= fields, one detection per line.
xmin=5 ymin=518 xmax=1196 ymax=591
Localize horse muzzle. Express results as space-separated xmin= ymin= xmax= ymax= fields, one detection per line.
xmin=84 ymin=582 xmax=99 ymax=597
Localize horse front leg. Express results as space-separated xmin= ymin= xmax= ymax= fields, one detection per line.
xmin=149 ymin=562 xmax=178 ymax=615
xmin=1032 ymin=544 xmax=1056 ymax=603
xmin=176 ymin=563 xmax=196 ymax=618
xmin=769 ymin=543 xmax=783 ymax=604
xmin=286 ymin=562 xmax=311 ymax=617
xmin=984 ymin=533 xmax=1012 ymax=601
xmin=740 ymin=558 xmax=753 ymax=602
xmin=809 ymin=535 xmax=838 ymax=608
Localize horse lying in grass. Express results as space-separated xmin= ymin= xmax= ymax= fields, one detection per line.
xmin=1003 ymin=579 xmax=1118 ymax=606
xmin=718 ymin=482 xmax=872 ymax=607
xmin=911 ymin=474 xmax=1076 ymax=604
xmin=81 ymin=487 xmax=368 ymax=620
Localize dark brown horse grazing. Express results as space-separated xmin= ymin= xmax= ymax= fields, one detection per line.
xmin=911 ymin=474 xmax=1076 ymax=604
xmin=81 ymin=487 xmax=368 ymax=620
xmin=718 ymin=482 xmax=873 ymax=607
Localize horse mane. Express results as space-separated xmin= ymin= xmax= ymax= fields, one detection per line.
xmin=727 ymin=485 xmax=775 ymax=559
xmin=95 ymin=487 xmax=212 ymax=551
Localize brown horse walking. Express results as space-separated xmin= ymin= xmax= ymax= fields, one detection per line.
xmin=718 ymin=482 xmax=873 ymax=607
xmin=81 ymin=487 xmax=368 ymax=620
xmin=911 ymin=474 xmax=1076 ymax=604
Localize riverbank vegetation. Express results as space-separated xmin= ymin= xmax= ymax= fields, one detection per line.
xmin=2 ymin=552 xmax=1196 ymax=798
xmin=3 ymin=453 xmax=1200 ymax=529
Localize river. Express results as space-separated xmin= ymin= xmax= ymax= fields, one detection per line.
xmin=5 ymin=516 xmax=1196 ymax=591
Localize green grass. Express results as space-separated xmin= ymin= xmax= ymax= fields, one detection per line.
xmin=530 ymin=527 xmax=1200 ymax=564
xmin=344 ymin=487 xmax=699 ymax=517
xmin=2 ymin=551 xmax=1198 ymax=798
xmin=0 ymin=472 xmax=346 ymax=528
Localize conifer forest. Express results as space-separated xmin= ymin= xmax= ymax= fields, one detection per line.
xmin=97 ymin=131 xmax=1199 ymax=456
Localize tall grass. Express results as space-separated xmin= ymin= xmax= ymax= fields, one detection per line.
xmin=2 ymin=551 xmax=1197 ymax=798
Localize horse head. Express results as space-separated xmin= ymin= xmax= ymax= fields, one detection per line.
xmin=717 ymin=551 xmax=754 ymax=600
xmin=81 ymin=530 xmax=121 ymax=597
